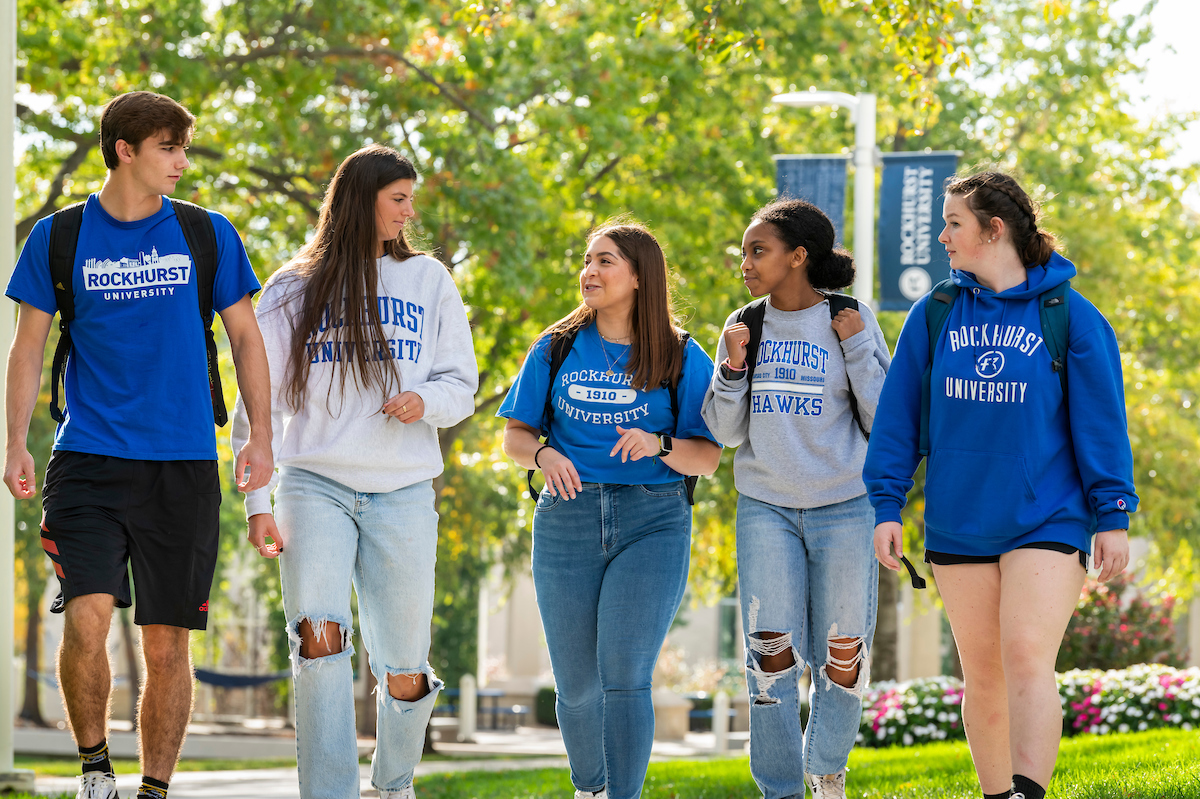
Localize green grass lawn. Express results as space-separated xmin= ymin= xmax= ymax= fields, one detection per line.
xmin=16 ymin=728 xmax=1199 ymax=798
xmin=404 ymin=728 xmax=1199 ymax=799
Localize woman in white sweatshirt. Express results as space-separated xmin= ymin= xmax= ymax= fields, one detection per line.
xmin=231 ymin=144 xmax=478 ymax=799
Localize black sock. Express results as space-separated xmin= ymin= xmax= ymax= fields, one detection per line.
xmin=1012 ymin=774 xmax=1046 ymax=799
xmin=984 ymin=792 xmax=1012 ymax=799
xmin=79 ymin=740 xmax=113 ymax=776
xmin=137 ymin=775 xmax=169 ymax=799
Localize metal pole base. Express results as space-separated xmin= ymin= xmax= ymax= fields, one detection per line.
xmin=0 ymin=769 xmax=36 ymax=790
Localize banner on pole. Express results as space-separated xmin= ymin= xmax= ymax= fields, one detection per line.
xmin=877 ymin=152 xmax=960 ymax=312
xmin=773 ymin=155 xmax=849 ymax=244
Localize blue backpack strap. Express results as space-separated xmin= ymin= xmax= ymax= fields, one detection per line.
xmin=1038 ymin=280 xmax=1070 ymax=403
xmin=734 ymin=297 xmax=769 ymax=382
xmin=46 ymin=202 xmax=87 ymax=424
xmin=527 ymin=328 xmax=578 ymax=503
xmin=920 ymin=279 xmax=959 ymax=457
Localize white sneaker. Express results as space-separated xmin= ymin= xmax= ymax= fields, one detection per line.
xmin=380 ymin=785 xmax=416 ymax=799
xmin=807 ymin=769 xmax=847 ymax=799
xmin=77 ymin=772 xmax=118 ymax=799
xmin=574 ymin=790 xmax=608 ymax=799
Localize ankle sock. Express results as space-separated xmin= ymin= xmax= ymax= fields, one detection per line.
xmin=984 ymin=791 xmax=1012 ymax=799
xmin=78 ymin=740 xmax=113 ymax=776
xmin=1012 ymin=774 xmax=1046 ymax=799
xmin=137 ymin=775 xmax=169 ymax=799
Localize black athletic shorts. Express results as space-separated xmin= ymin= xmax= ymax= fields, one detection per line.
xmin=925 ymin=541 xmax=1088 ymax=570
xmin=40 ymin=451 xmax=221 ymax=630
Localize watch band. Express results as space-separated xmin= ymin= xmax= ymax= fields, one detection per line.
xmin=657 ymin=434 xmax=673 ymax=457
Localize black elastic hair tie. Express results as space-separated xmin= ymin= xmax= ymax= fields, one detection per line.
xmin=533 ymin=444 xmax=551 ymax=469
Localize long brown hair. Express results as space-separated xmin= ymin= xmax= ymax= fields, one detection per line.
xmin=541 ymin=221 xmax=683 ymax=392
xmin=944 ymin=171 xmax=1058 ymax=267
xmin=270 ymin=144 xmax=425 ymax=410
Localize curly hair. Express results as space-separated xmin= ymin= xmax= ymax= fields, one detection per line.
xmin=752 ymin=198 xmax=855 ymax=290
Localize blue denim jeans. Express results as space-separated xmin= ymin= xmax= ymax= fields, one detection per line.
xmin=736 ymin=493 xmax=877 ymax=798
xmin=531 ymin=482 xmax=692 ymax=799
xmin=276 ymin=467 xmax=443 ymax=799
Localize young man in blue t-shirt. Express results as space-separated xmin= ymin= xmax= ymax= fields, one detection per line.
xmin=3 ymin=92 xmax=273 ymax=799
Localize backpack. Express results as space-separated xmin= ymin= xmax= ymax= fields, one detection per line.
xmin=733 ymin=292 xmax=870 ymax=440
xmin=46 ymin=199 xmax=228 ymax=426
xmin=525 ymin=328 xmax=698 ymax=505
xmin=919 ymin=278 xmax=1069 ymax=456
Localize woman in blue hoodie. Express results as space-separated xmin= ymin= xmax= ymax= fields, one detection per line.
xmin=864 ymin=172 xmax=1137 ymax=799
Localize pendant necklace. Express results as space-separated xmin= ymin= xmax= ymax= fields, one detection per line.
xmin=599 ymin=332 xmax=629 ymax=378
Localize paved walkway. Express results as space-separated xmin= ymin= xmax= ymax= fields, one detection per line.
xmin=27 ymin=727 xmax=747 ymax=797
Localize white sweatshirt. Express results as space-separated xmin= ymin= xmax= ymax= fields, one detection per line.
xmin=231 ymin=254 xmax=479 ymax=518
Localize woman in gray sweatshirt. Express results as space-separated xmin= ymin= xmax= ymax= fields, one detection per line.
xmin=231 ymin=144 xmax=478 ymax=799
xmin=701 ymin=199 xmax=890 ymax=799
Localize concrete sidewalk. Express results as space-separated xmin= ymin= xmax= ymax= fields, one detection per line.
xmin=25 ymin=726 xmax=746 ymax=797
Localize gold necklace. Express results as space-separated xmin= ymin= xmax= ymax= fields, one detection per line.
xmin=598 ymin=336 xmax=627 ymax=377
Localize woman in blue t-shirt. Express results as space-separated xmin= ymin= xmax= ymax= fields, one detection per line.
xmin=499 ymin=221 xmax=721 ymax=799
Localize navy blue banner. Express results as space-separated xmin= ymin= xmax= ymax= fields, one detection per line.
xmin=877 ymin=152 xmax=960 ymax=312
xmin=774 ymin=155 xmax=849 ymax=244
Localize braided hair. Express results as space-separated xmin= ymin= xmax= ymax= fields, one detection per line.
xmin=752 ymin=198 xmax=856 ymax=290
xmin=944 ymin=172 xmax=1058 ymax=267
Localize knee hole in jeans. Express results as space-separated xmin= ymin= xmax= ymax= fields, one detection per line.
xmin=746 ymin=630 xmax=795 ymax=706
xmin=293 ymin=617 xmax=351 ymax=660
xmin=817 ymin=625 xmax=870 ymax=698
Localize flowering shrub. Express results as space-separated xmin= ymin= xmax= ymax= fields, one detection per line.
xmin=1060 ymin=664 xmax=1200 ymax=736
xmin=1057 ymin=575 xmax=1185 ymax=671
xmin=858 ymin=676 xmax=964 ymax=747
xmin=859 ymin=665 xmax=1200 ymax=747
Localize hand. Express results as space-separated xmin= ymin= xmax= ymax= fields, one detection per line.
xmin=247 ymin=513 xmax=284 ymax=559
xmin=723 ymin=323 xmax=750 ymax=369
xmin=4 ymin=449 xmax=37 ymax=499
xmin=382 ymin=391 xmax=425 ymax=424
xmin=874 ymin=521 xmax=904 ymax=572
xmin=610 ymin=425 xmax=660 ymax=464
xmin=538 ymin=447 xmax=582 ymax=500
xmin=831 ymin=308 xmax=864 ymax=342
xmin=1092 ymin=529 xmax=1129 ymax=582
xmin=235 ymin=435 xmax=274 ymax=493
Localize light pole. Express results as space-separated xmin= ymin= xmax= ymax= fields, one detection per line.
xmin=772 ymin=91 xmax=877 ymax=306
xmin=1 ymin=0 xmax=34 ymax=786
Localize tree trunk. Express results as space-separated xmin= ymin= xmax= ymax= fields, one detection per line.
xmin=874 ymin=568 xmax=899 ymax=681
xmin=19 ymin=587 xmax=45 ymax=726
xmin=120 ymin=608 xmax=141 ymax=729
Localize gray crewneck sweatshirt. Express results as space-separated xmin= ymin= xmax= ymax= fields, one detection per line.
xmin=231 ymin=253 xmax=478 ymax=518
xmin=702 ymin=297 xmax=891 ymax=509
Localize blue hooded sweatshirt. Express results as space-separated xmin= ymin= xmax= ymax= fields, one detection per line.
xmin=864 ymin=252 xmax=1138 ymax=557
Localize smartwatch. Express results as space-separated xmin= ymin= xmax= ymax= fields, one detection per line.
xmin=657 ymin=434 xmax=673 ymax=457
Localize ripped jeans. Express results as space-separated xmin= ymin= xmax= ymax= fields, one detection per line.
xmin=736 ymin=493 xmax=877 ymax=797
xmin=277 ymin=467 xmax=442 ymax=799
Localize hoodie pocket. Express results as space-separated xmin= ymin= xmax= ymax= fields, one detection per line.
xmin=924 ymin=449 xmax=1046 ymax=541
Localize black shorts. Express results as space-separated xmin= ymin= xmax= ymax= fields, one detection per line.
xmin=41 ymin=451 xmax=221 ymax=630
xmin=925 ymin=541 xmax=1088 ymax=570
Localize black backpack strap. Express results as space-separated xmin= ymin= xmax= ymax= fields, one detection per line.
xmin=47 ymin=202 xmax=87 ymax=424
xmin=919 ymin=279 xmax=959 ymax=457
xmin=734 ymin=298 xmax=769 ymax=384
xmin=663 ymin=332 xmax=698 ymax=505
xmin=527 ymin=329 xmax=578 ymax=502
xmin=1039 ymin=280 xmax=1070 ymax=403
xmin=824 ymin=292 xmax=869 ymax=441
xmin=170 ymin=200 xmax=227 ymax=426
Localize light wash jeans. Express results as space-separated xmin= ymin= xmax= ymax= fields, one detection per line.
xmin=276 ymin=467 xmax=443 ymax=799
xmin=531 ymin=482 xmax=692 ymax=799
xmin=736 ymin=493 xmax=877 ymax=799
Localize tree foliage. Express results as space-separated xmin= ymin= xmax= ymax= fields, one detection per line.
xmin=12 ymin=0 xmax=1198 ymax=689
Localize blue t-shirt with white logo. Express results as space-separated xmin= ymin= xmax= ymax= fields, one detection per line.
xmin=7 ymin=194 xmax=261 ymax=460
xmin=498 ymin=323 xmax=718 ymax=484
